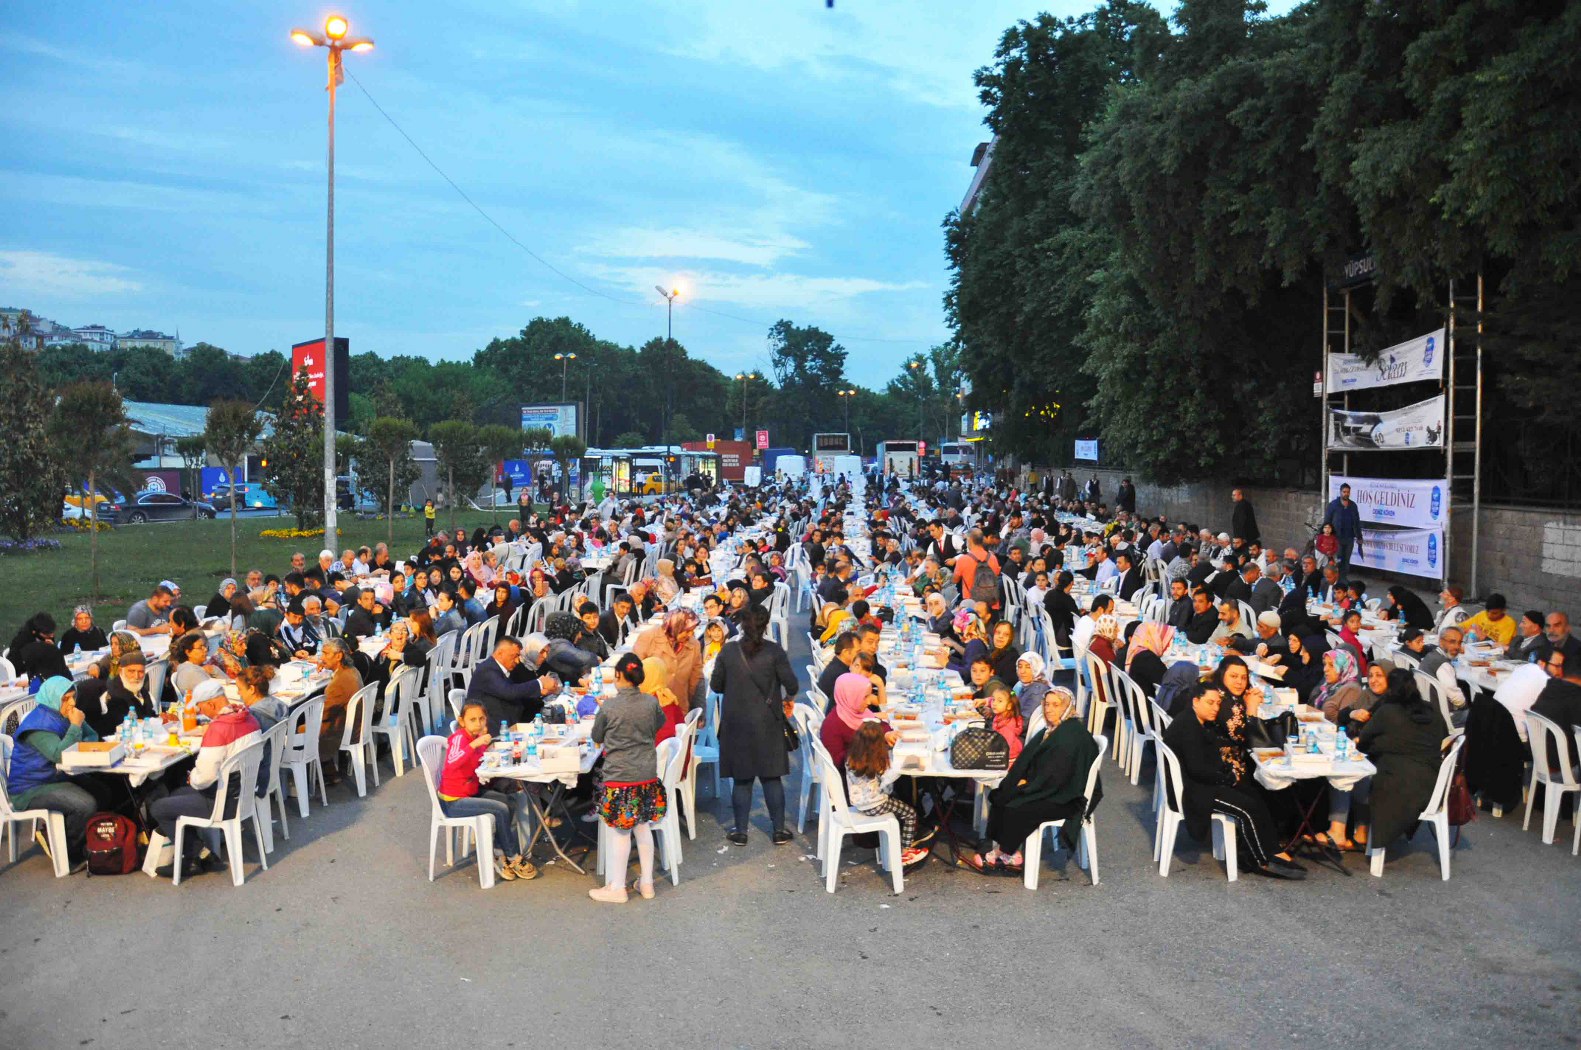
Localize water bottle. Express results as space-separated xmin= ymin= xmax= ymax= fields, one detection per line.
xmin=532 ymin=713 xmax=544 ymax=740
xmin=1308 ymin=729 xmax=1321 ymax=755
xmin=500 ymin=720 xmax=511 ymax=745
xmin=1283 ymin=733 xmax=1295 ymax=766
xmin=526 ymin=735 xmax=539 ymax=764
xmin=1335 ymin=726 xmax=1349 ymax=761
xmin=121 ymin=712 xmax=133 ymax=746
xmin=73 ymin=642 xmax=82 ymax=657
xmin=591 ymin=665 xmax=603 ymax=694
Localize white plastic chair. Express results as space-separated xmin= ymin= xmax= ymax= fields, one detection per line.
xmin=340 ymin=683 xmax=381 ymax=797
xmin=676 ymin=708 xmax=704 ymax=839
xmin=280 ymin=696 xmax=328 ymax=818
xmin=372 ymin=669 xmax=419 ymax=778
xmin=812 ymin=742 xmax=902 ymax=894
xmin=0 ymin=734 xmax=70 ymax=877
xmin=1022 ymin=732 xmax=1106 ymax=890
xmin=654 ymin=730 xmax=690 ymax=884
xmin=447 ymin=688 xmax=467 ymax=727
xmin=171 ymin=738 xmax=269 ymax=887
xmin=792 ymin=704 xmax=825 ymax=833
xmin=1522 ymin=711 xmax=1581 ymax=847
xmin=1414 ymin=670 xmax=1464 ymax=738
xmin=682 ymin=692 xmax=722 ymax=821
xmin=1154 ymin=740 xmax=1239 ymax=881
xmin=255 ymin=718 xmax=292 ymax=853
xmin=1 ymin=699 xmax=37 ymax=739
xmin=1368 ymin=736 xmax=1466 ymax=880
xmin=0 ymin=656 xmax=17 ymax=682
xmin=415 ymin=735 xmax=495 ymax=889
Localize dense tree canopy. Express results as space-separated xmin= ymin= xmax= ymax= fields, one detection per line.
xmin=947 ymin=0 xmax=1581 ymax=495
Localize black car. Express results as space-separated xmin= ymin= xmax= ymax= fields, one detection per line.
xmin=122 ymin=491 xmax=217 ymax=523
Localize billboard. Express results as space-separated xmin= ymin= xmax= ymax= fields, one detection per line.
xmin=1074 ymin=439 xmax=1099 ymax=462
xmin=1326 ymin=395 xmax=1445 ymax=450
xmin=1327 ymin=329 xmax=1444 ymax=392
xmin=1352 ymin=526 xmax=1445 ymax=581
xmin=290 ymin=337 xmax=350 ymax=421
xmin=682 ymin=439 xmax=751 ymax=481
xmin=1328 ymin=475 xmax=1446 ymax=529
xmin=520 ymin=402 xmax=580 ymax=441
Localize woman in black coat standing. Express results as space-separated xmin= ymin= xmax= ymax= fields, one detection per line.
xmin=1355 ymin=668 xmax=1448 ymax=849
xmin=710 ymin=605 xmax=799 ymax=846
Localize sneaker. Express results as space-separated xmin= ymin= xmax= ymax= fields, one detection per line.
xmin=509 ymin=857 xmax=540 ymax=881
xmin=579 ymin=810 xmax=601 ymax=823
xmin=632 ymin=879 xmax=656 ymax=900
xmin=901 ymin=846 xmax=931 ymax=867
xmin=588 ymin=884 xmax=629 ymax=903
xmin=1002 ymin=851 xmax=1024 ymax=871
xmin=493 ymin=857 xmax=519 ymax=882
xmin=771 ymin=828 xmax=793 ymax=845
xmin=727 ymin=831 xmax=749 ymax=846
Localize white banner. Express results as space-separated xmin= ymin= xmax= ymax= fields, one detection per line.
xmin=1327 ymin=328 xmax=1444 ymax=391
xmin=1329 ymin=475 xmax=1446 ymax=529
xmin=1327 ymin=395 xmax=1445 ymax=450
xmin=1352 ymin=526 xmax=1445 ymax=581
xmin=1074 ymin=439 xmax=1099 ymax=461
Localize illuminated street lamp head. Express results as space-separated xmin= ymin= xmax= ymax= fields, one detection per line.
xmin=325 ymin=15 xmax=349 ymax=39
xmin=291 ymin=27 xmax=325 ymax=46
xmin=347 ymin=38 xmax=375 ymax=52
xmin=555 ymin=353 xmax=577 ymax=362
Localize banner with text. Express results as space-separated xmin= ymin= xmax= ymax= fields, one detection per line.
xmin=519 ymin=402 xmax=579 ymax=441
xmin=1327 ymin=394 xmax=1444 ymax=450
xmin=1328 ymin=475 xmax=1446 ymax=529
xmin=1327 ymin=328 xmax=1444 ymax=392
xmin=1074 ymin=439 xmax=1099 ymax=461
xmin=1352 ymin=526 xmax=1445 ymax=581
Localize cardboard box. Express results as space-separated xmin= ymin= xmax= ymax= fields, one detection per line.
xmin=61 ymin=741 xmax=127 ymax=769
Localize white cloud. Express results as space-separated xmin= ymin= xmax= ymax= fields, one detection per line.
xmin=0 ymin=250 xmax=143 ymax=299
xmin=583 ymin=226 xmax=810 ymax=268
xmin=585 ymin=261 xmax=927 ymax=312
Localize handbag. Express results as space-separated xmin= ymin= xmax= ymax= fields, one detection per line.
xmin=1245 ymin=710 xmax=1297 ymax=750
xmin=949 ymin=722 xmax=1011 ymax=771
xmin=1447 ymin=744 xmax=1476 ymax=830
xmin=783 ymin=715 xmax=801 ymax=753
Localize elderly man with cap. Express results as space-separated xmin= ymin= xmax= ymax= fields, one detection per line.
xmin=74 ymin=649 xmax=157 ymax=737
xmin=1230 ymin=611 xmax=1289 ymax=662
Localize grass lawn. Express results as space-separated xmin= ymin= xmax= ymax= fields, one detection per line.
xmin=0 ymin=508 xmax=528 ymax=637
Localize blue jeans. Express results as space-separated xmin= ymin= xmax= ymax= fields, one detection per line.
xmin=440 ymin=791 xmax=523 ymax=857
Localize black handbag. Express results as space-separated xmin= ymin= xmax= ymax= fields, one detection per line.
xmin=783 ymin=715 xmax=801 ymax=753
xmin=950 ymin=722 xmax=1011 ymax=771
xmin=1245 ymin=710 xmax=1298 ymax=749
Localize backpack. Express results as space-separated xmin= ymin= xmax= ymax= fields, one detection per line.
xmin=84 ymin=812 xmax=140 ymax=875
xmin=966 ymin=553 xmax=1000 ymax=606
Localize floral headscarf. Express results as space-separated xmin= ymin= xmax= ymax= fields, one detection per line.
xmin=1094 ymin=614 xmax=1120 ymax=642
xmin=1126 ymin=622 xmax=1175 ymax=670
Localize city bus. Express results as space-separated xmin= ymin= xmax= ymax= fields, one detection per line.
xmin=938 ymin=441 xmax=974 ymax=471
xmin=875 ymin=440 xmax=920 ymax=478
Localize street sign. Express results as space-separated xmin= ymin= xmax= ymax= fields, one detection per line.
xmin=1313 ymin=371 xmax=1324 ymax=397
xmin=706 ymin=433 xmax=716 ymax=450
xmin=919 ymin=440 xmax=927 ymax=456
xmin=756 ymin=429 xmax=769 ymax=450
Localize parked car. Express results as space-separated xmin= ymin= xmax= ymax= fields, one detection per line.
xmin=122 ymin=492 xmax=216 ymax=523
xmin=207 ymin=483 xmax=279 ymax=511
xmin=62 ymin=491 xmax=120 ymax=523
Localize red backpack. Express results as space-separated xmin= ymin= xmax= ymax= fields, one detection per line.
xmin=85 ymin=812 xmax=140 ymax=875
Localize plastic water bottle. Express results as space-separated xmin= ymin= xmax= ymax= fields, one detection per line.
xmin=532 ymin=713 xmax=544 ymax=740
xmin=1336 ymin=726 xmax=1349 ymax=761
xmin=121 ymin=712 xmax=134 ymax=746
xmin=500 ymin=719 xmax=511 ymax=745
xmin=526 ymin=734 xmax=539 ymax=764
xmin=73 ymin=642 xmax=82 ymax=657
xmin=1308 ymin=729 xmax=1321 ymax=755
xmin=591 ymin=665 xmax=603 ymax=694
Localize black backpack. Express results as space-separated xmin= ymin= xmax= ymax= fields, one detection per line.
xmin=966 ymin=553 xmax=1001 ymax=606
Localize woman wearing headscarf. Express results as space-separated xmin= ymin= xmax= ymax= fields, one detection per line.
xmin=1355 ymin=668 xmax=1449 ymax=853
xmin=1012 ymin=651 xmax=1052 ymax=721
xmin=6 ymin=613 xmax=69 ymax=681
xmin=948 ymin=610 xmax=990 ymax=676
xmin=1279 ymin=632 xmax=1324 ymax=703
xmin=148 ymin=679 xmax=263 ymax=879
xmin=633 ymin=608 xmax=703 ymax=711
xmin=1313 ymin=657 xmax=1394 ymax=852
xmin=1088 ymin=614 xmax=1120 ymax=669
xmin=967 ymin=686 xmax=1101 ymax=874
xmin=1125 ymin=622 xmax=1176 ymax=698
xmin=818 ymin=603 xmax=853 ymax=644
xmin=818 ymin=671 xmax=890 ymax=772
xmin=653 ymin=558 xmax=681 ymax=604
xmin=1205 ymin=655 xmax=1264 ymax=785
xmin=1378 ymin=585 xmax=1433 ymax=630
xmin=484 ymin=583 xmax=519 ymax=626
xmin=200 ymin=579 xmax=238 ymax=625
xmin=1157 ymin=661 xmax=1205 ymax=717
xmin=4 ymin=677 xmax=107 ymax=869
xmin=1311 ymin=650 xmax=1363 ymax=723
xmin=465 ymin=551 xmax=494 ymax=589
xmin=56 ymin=606 xmax=109 ymax=655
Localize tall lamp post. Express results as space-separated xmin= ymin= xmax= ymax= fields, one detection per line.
xmin=554 ymin=352 xmax=577 ymax=400
xmin=292 ymin=14 xmax=373 ymax=537
xmin=908 ymin=360 xmax=924 ymax=443
xmin=836 ymin=388 xmax=856 ymax=433
xmin=734 ymin=372 xmax=758 ymax=439
xmin=656 ymin=285 xmax=680 ymax=343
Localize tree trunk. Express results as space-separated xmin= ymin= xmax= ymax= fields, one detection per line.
xmin=88 ymin=469 xmax=100 ymax=603
xmin=229 ymin=465 xmax=238 ymax=579
xmin=386 ymin=458 xmax=395 ymax=551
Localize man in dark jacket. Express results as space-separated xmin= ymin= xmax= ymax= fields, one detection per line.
xmin=1323 ymin=484 xmax=1365 ymax=571
xmin=1230 ymin=488 xmax=1259 ymax=546
xmin=1114 ymin=551 xmax=1144 ymax=601
xmin=1165 ymin=579 xmax=1194 ymax=630
xmin=466 ymin=638 xmax=556 ymax=726
xmin=1183 ymin=589 xmax=1220 ymax=645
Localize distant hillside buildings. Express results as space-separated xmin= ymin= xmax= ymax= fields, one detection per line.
xmin=1 ymin=307 xmax=183 ymax=357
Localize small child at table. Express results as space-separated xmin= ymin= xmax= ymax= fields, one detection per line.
xmin=438 ymin=700 xmax=537 ymax=883
xmin=844 ymin=720 xmax=930 ymax=868
xmin=986 ymin=681 xmax=1026 ymax=761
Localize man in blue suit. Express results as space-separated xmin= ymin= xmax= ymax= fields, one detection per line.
xmin=466 ymin=637 xmax=558 ymax=727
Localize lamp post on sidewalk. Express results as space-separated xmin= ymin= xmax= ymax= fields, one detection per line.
xmin=292 ymin=14 xmax=374 ymax=536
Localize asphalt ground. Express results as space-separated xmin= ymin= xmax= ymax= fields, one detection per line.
xmin=2 ymin=628 xmax=1578 ymax=1050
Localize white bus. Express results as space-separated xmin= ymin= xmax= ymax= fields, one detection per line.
xmin=875 ymin=440 xmax=920 ymax=478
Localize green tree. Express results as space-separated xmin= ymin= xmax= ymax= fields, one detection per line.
xmin=549 ymin=434 xmax=588 ymax=502
xmin=0 ymin=321 xmax=70 ymax=542
xmin=766 ymin=320 xmax=847 ymax=450
xmin=363 ymin=417 xmax=421 ymax=548
xmin=174 ymin=435 xmax=208 ymax=516
xmin=477 ymin=423 xmax=524 ymax=519
xmin=50 ymin=382 xmax=138 ymax=600
xmin=262 ymin=368 xmax=327 ymax=531
xmin=204 ymin=399 xmax=266 ymax=578
xmin=612 ymin=430 xmax=647 ymax=449
xmin=430 ymin=420 xmax=485 ymax=528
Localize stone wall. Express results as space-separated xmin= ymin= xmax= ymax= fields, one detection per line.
xmin=1027 ymin=464 xmax=1580 ymax=615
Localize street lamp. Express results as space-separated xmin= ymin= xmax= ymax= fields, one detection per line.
xmin=735 ymin=372 xmax=758 ymax=439
xmin=656 ymin=285 xmax=680 ymax=343
xmin=836 ymin=388 xmax=856 ymax=432
xmin=554 ymin=352 xmax=577 ymax=400
xmin=292 ymin=13 xmax=374 ymax=537
xmin=908 ymin=360 xmax=924 ymax=442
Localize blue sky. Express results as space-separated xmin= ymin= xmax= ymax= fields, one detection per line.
xmin=1 ymin=1 xmax=1250 ymax=385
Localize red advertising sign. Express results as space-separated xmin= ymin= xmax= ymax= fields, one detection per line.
xmin=919 ymin=440 xmax=927 ymax=456
xmin=755 ymin=429 xmax=769 ymax=450
xmin=292 ymin=339 xmax=328 ymax=404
